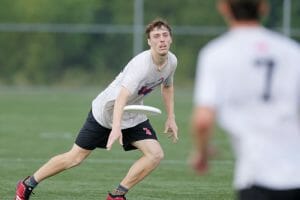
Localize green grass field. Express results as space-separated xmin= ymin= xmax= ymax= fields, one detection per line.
xmin=0 ymin=86 xmax=235 ymax=200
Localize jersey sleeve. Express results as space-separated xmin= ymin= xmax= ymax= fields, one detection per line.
xmin=193 ymin=48 xmax=219 ymax=108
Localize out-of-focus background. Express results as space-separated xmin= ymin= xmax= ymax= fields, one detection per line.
xmin=0 ymin=0 xmax=299 ymax=86
xmin=1 ymin=1 xmax=300 ymax=199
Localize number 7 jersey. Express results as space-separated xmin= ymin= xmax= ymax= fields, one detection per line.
xmin=194 ymin=26 xmax=300 ymax=190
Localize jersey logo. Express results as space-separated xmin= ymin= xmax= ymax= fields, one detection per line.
xmin=138 ymin=78 xmax=164 ymax=95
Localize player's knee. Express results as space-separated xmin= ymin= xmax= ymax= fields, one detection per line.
xmin=64 ymin=152 xmax=85 ymax=168
xmin=70 ymin=156 xmax=84 ymax=167
xmin=148 ymin=149 xmax=164 ymax=165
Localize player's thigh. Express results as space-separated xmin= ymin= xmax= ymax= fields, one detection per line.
xmin=122 ymin=119 xmax=158 ymax=151
xmin=75 ymin=110 xmax=111 ymax=150
xmin=133 ymin=139 xmax=164 ymax=158
xmin=66 ymin=144 xmax=92 ymax=162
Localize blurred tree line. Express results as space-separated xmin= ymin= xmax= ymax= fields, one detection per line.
xmin=0 ymin=0 xmax=299 ymax=86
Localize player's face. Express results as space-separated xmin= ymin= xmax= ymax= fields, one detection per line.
xmin=148 ymin=26 xmax=172 ymax=56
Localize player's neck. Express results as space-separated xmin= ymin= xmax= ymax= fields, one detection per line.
xmin=151 ymin=53 xmax=168 ymax=71
xmin=230 ymin=20 xmax=261 ymax=29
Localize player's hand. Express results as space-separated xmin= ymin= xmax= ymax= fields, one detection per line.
xmin=188 ymin=150 xmax=209 ymax=175
xmin=164 ymin=118 xmax=178 ymax=143
xmin=188 ymin=145 xmax=217 ymax=174
xmin=106 ymin=129 xmax=122 ymax=151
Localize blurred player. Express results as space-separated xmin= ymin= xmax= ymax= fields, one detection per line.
xmin=191 ymin=0 xmax=300 ymax=199
xmin=15 ymin=18 xmax=178 ymax=200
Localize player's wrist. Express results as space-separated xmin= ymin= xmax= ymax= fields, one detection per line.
xmin=167 ymin=114 xmax=175 ymax=120
xmin=112 ymin=124 xmax=121 ymax=130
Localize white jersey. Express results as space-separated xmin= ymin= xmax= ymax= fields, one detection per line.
xmin=92 ymin=50 xmax=177 ymax=129
xmin=194 ymin=26 xmax=300 ymax=189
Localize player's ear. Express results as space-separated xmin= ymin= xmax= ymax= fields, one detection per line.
xmin=259 ymin=0 xmax=269 ymax=18
xmin=217 ymin=0 xmax=232 ymax=20
xmin=147 ymin=38 xmax=151 ymax=47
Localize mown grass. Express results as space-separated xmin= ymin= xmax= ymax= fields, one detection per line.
xmin=0 ymin=86 xmax=234 ymax=200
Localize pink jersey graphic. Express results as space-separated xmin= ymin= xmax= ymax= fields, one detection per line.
xmin=138 ymin=78 xmax=164 ymax=96
xmin=143 ymin=128 xmax=152 ymax=135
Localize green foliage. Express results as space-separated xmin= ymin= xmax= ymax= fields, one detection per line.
xmin=145 ymin=0 xmax=224 ymax=26
xmin=0 ymin=0 xmax=299 ymax=86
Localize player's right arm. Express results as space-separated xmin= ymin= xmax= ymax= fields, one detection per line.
xmin=190 ymin=106 xmax=215 ymax=174
xmin=106 ymin=86 xmax=131 ymax=150
xmin=190 ymin=47 xmax=218 ymax=174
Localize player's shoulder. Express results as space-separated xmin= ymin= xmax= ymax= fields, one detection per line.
xmin=132 ymin=50 xmax=150 ymax=61
xmin=199 ymin=33 xmax=231 ymax=58
xmin=168 ymin=51 xmax=178 ymax=66
xmin=127 ymin=50 xmax=151 ymax=67
xmin=205 ymin=33 xmax=231 ymax=49
xmin=168 ymin=51 xmax=177 ymax=59
xmin=265 ymin=28 xmax=300 ymax=51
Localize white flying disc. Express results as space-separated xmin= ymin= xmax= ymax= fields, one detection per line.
xmin=124 ymin=105 xmax=162 ymax=115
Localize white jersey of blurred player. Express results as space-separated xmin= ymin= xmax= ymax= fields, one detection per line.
xmin=194 ymin=26 xmax=300 ymax=190
xmin=92 ymin=49 xmax=177 ymax=129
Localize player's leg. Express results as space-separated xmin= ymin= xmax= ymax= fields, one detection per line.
xmin=15 ymin=144 xmax=92 ymax=200
xmin=15 ymin=110 xmax=108 ymax=200
xmin=34 ymin=144 xmax=92 ymax=182
xmin=107 ymin=120 xmax=163 ymax=199
xmin=108 ymin=139 xmax=163 ymax=200
xmin=120 ymin=139 xmax=164 ymax=188
xmin=31 ymin=109 xmax=109 ymax=184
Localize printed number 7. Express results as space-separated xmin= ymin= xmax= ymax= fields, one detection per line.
xmin=255 ymin=58 xmax=275 ymax=102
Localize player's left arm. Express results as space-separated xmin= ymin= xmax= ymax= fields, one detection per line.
xmin=161 ymin=84 xmax=178 ymax=143
xmin=106 ymin=86 xmax=131 ymax=150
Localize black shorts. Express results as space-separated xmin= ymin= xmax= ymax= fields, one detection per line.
xmin=75 ymin=110 xmax=158 ymax=151
xmin=238 ymin=185 xmax=300 ymax=200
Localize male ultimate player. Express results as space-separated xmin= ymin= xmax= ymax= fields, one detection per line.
xmin=15 ymin=18 xmax=178 ymax=200
xmin=191 ymin=0 xmax=300 ymax=199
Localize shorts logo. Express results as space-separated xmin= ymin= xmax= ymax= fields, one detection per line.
xmin=143 ymin=127 xmax=152 ymax=135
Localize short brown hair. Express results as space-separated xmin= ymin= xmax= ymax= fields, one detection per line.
xmin=224 ymin=0 xmax=265 ymax=20
xmin=145 ymin=18 xmax=172 ymax=39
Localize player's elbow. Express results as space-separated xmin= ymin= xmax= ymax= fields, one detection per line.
xmin=194 ymin=119 xmax=213 ymax=134
xmin=192 ymin=107 xmax=215 ymax=135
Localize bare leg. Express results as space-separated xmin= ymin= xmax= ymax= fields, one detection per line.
xmin=33 ymin=144 xmax=92 ymax=182
xmin=120 ymin=139 xmax=164 ymax=189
